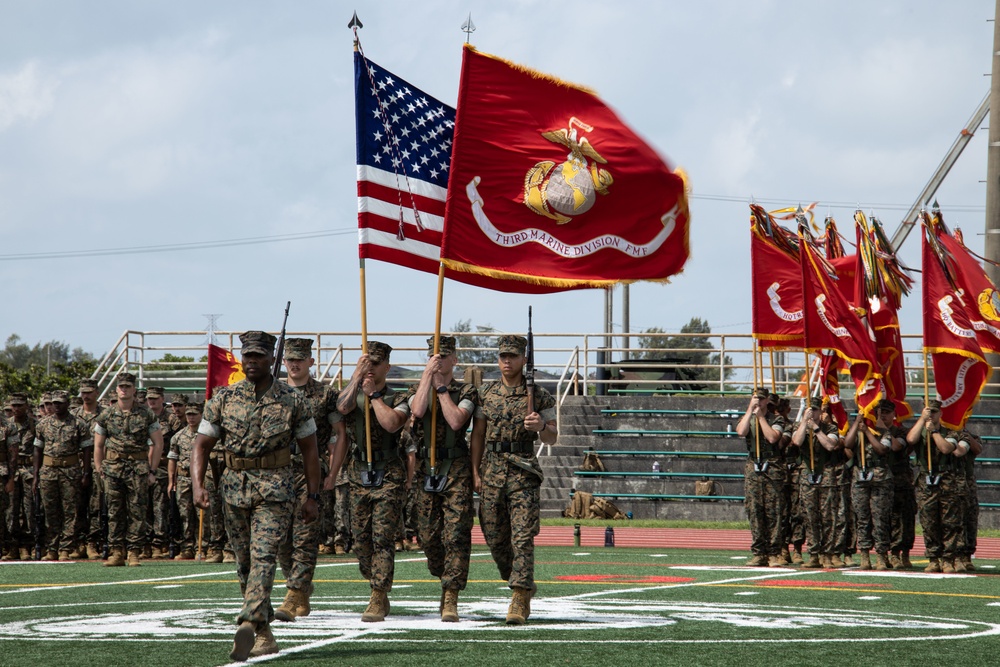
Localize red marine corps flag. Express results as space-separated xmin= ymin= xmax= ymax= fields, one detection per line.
xmin=922 ymin=211 xmax=991 ymax=429
xmin=440 ymin=46 xmax=690 ymax=288
xmin=206 ymin=344 xmax=245 ymax=400
xmin=799 ymin=225 xmax=882 ymax=417
xmin=749 ymin=205 xmax=804 ymax=349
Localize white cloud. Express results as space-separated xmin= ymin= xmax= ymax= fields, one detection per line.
xmin=0 ymin=60 xmax=57 ymax=131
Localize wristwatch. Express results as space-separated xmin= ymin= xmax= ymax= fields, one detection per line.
xmin=369 ymin=390 xmax=383 ymax=400
xmin=435 ymin=385 xmax=449 ymax=394
xmin=307 ymin=492 xmax=320 ymax=502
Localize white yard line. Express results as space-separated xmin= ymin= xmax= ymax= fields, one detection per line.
xmin=558 ymin=567 xmax=827 ymax=600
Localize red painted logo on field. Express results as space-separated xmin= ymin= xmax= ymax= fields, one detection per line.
xmin=757 ymin=579 xmax=891 ymax=589
xmin=556 ymin=574 xmax=696 ymax=584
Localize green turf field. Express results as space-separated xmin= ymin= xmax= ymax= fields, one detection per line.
xmin=2 ymin=548 xmax=999 ymax=666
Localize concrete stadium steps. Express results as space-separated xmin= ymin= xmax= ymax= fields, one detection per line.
xmin=545 ymin=394 xmax=1000 ymax=527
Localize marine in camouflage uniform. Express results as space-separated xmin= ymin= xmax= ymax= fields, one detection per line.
xmin=790 ymin=397 xmax=840 ymax=567
xmin=93 ymin=373 xmax=165 ymax=566
xmin=957 ymin=431 xmax=982 ymax=571
xmin=844 ymin=399 xmax=901 ymax=570
xmin=73 ymin=379 xmax=106 ymax=559
xmin=191 ymin=331 xmax=320 ymax=662
xmin=274 ymin=338 xmax=343 ymax=622
xmin=32 ymin=390 xmax=92 ymax=560
xmin=887 ymin=424 xmax=916 ymax=569
xmin=906 ymin=399 xmax=968 ymax=573
xmin=167 ymin=403 xmax=203 ymax=559
xmin=471 ymin=334 xmax=556 ymax=625
xmin=332 ymin=463 xmax=351 ymax=554
xmin=736 ymin=388 xmax=787 ymax=567
xmin=823 ymin=424 xmax=852 ymax=568
xmin=778 ymin=399 xmax=805 ymax=563
xmin=405 ymin=336 xmax=480 ymax=621
xmin=7 ymin=394 xmax=38 ymax=559
xmin=0 ymin=406 xmax=22 ymax=560
xmin=332 ymin=341 xmax=410 ymax=623
xmin=146 ymin=387 xmax=178 ymax=558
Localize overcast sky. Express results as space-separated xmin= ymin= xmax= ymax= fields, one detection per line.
xmin=0 ymin=1 xmax=995 ymax=378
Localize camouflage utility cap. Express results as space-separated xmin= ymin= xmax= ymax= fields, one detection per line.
xmin=145 ymin=386 xmax=165 ymax=398
xmin=367 ymin=340 xmax=392 ymax=363
xmin=927 ymin=399 xmax=942 ymax=410
xmin=240 ymin=330 xmax=277 ymax=355
xmin=79 ymin=378 xmax=98 ymax=393
xmin=878 ymin=398 xmax=896 ymax=413
xmin=498 ymin=335 xmax=527 ymax=355
xmin=169 ymin=393 xmax=187 ymax=406
xmin=70 ymin=397 xmax=83 ymax=408
xmin=116 ymin=372 xmax=137 ymax=386
xmin=50 ymin=390 xmax=70 ymax=403
xmin=135 ymin=389 xmax=147 ymax=399
xmin=754 ymin=386 xmax=769 ymax=399
xmin=427 ymin=335 xmax=457 ymax=356
xmin=185 ymin=403 xmax=203 ymax=415
xmin=41 ymin=392 xmax=53 ymax=403
xmin=8 ymin=392 xmax=28 ymax=405
xmin=808 ymin=396 xmax=823 ymax=409
xmin=284 ymin=337 xmax=314 ymax=360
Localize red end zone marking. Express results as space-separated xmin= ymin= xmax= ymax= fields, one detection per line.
xmin=556 ymin=574 xmax=696 ymax=584
xmin=756 ymin=579 xmax=891 ymax=589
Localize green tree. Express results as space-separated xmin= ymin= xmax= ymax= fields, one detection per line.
xmin=635 ymin=318 xmax=734 ymax=383
xmin=451 ymin=319 xmax=498 ymax=366
xmin=0 ymin=334 xmax=95 ymax=370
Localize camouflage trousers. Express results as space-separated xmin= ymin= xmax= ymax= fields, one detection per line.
xmin=889 ymin=469 xmax=916 ymax=553
xmin=349 ymin=458 xmax=405 ymax=591
xmin=743 ymin=460 xmax=786 ymax=557
xmin=278 ymin=468 xmax=323 ymax=594
xmin=478 ymin=454 xmax=541 ymax=590
xmin=962 ymin=477 xmax=978 ymax=557
xmin=223 ymin=492 xmax=294 ymax=625
xmin=9 ymin=466 xmax=37 ymax=549
xmin=820 ymin=472 xmax=849 ymax=555
xmin=415 ymin=458 xmax=474 ymax=590
xmin=205 ymin=456 xmax=228 ymax=552
xmin=319 ymin=488 xmax=335 ymax=546
xmin=175 ymin=476 xmax=198 ymax=551
xmin=851 ymin=477 xmax=892 ymax=553
xmin=86 ymin=471 xmax=105 ymax=548
xmin=915 ymin=473 xmax=964 ymax=559
xmin=799 ymin=475 xmax=827 ymax=555
xmin=0 ymin=463 xmax=10 ymax=549
xmin=39 ymin=466 xmax=81 ymax=553
xmin=102 ymin=460 xmax=150 ymax=552
xmin=148 ymin=467 xmax=169 ymax=549
xmin=333 ymin=481 xmax=351 ymax=548
xmin=401 ymin=483 xmax=419 ymax=541
xmin=783 ymin=465 xmax=805 ymax=548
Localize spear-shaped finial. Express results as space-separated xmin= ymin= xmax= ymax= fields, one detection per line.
xmin=461 ymin=13 xmax=476 ymax=43
xmin=932 ymin=199 xmax=941 ymax=213
xmin=348 ymin=11 xmax=363 ymax=31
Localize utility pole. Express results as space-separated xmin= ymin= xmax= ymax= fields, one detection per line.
xmin=985 ymin=0 xmax=1000 ymax=287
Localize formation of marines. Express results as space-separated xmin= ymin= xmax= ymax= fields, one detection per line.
xmin=740 ymin=388 xmax=982 ymax=574
xmin=0 ymin=329 xmax=555 ymax=661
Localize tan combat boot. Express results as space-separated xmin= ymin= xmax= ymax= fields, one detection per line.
xmin=19 ymin=547 xmax=32 ymax=560
xmin=206 ymin=550 xmax=223 ymax=563
xmin=829 ymin=554 xmax=845 ymax=568
xmin=1 ymin=547 xmax=17 ymax=561
xmin=875 ymin=553 xmax=890 ymax=571
xmin=42 ymin=551 xmax=58 ymax=561
xmin=86 ymin=544 xmax=101 ymax=560
xmin=104 ymin=548 xmax=125 ymax=567
xmin=274 ymin=589 xmax=300 ymax=622
xmin=361 ymin=589 xmax=390 ymax=622
xmin=963 ymin=555 xmax=976 ymax=571
xmin=745 ymin=554 xmax=767 ymax=567
xmin=843 ymin=553 xmax=855 ymax=567
xmin=941 ymin=558 xmax=956 ymax=574
xmin=506 ymin=587 xmax=530 ymax=625
xmin=229 ymin=621 xmax=256 ymax=662
xmin=127 ymin=550 xmax=142 ymax=567
xmin=142 ymin=545 xmax=152 ymax=559
xmin=804 ymin=553 xmax=822 ymax=568
xmin=859 ymin=551 xmax=872 ymax=571
xmin=223 ymin=551 xmax=236 ymax=563
xmin=925 ymin=557 xmax=942 ymax=573
xmin=767 ymin=554 xmax=785 ymax=567
xmin=888 ymin=552 xmax=902 ymax=569
xmin=441 ymin=589 xmax=459 ymax=622
xmin=791 ymin=547 xmax=804 ymax=565
xmin=58 ymin=550 xmax=72 ymax=562
xmin=901 ymin=551 xmax=913 ymax=569
xmin=294 ymin=589 xmax=311 ymax=618
xmin=248 ymin=624 xmax=279 ymax=658
xmin=953 ymin=557 xmax=967 ymax=573
xmin=334 ymin=543 xmax=346 ymax=556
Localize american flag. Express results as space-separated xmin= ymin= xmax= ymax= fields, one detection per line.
xmin=354 ymin=51 xmax=561 ymax=293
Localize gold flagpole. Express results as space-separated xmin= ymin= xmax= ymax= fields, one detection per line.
xmin=753 ymin=340 xmax=760 ymax=464
xmin=196 ymin=508 xmax=204 ymax=561
xmin=360 ymin=258 xmax=374 ymax=471
xmin=768 ymin=350 xmax=777 ymax=394
xmin=924 ymin=346 xmax=932 ymax=475
xmin=429 ymin=264 xmax=445 ymax=475
xmin=807 ymin=351 xmax=815 ymax=473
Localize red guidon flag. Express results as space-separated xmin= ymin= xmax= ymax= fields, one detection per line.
xmin=440 ymin=46 xmax=690 ymax=288
xmin=820 ymin=353 xmax=850 ymax=434
xmin=935 ymin=222 xmax=1000 ymax=354
xmin=750 ymin=206 xmax=803 ymax=349
xmin=206 ymin=344 xmax=245 ymax=400
xmin=922 ymin=220 xmax=991 ymax=429
xmin=800 ymin=231 xmax=882 ymax=417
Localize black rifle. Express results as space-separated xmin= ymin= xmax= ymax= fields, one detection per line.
xmin=167 ymin=489 xmax=182 ymax=558
xmin=32 ymin=485 xmax=45 ymax=560
xmin=272 ymin=301 xmax=291 ymax=379
xmin=526 ymin=306 xmax=535 ymax=415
